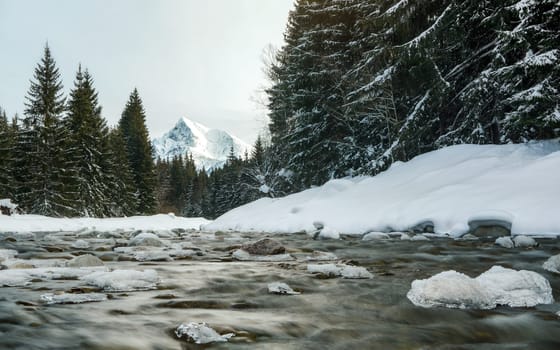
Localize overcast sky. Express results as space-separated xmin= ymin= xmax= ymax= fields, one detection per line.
xmin=0 ymin=0 xmax=294 ymax=144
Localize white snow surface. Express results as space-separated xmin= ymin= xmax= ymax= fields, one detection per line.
xmin=407 ymin=266 xmax=553 ymax=309
xmin=0 ymin=214 xmax=210 ymax=233
xmin=175 ymin=322 xmax=234 ymax=344
xmin=153 ymin=117 xmax=250 ymax=170
xmin=206 ymin=141 xmax=560 ymax=237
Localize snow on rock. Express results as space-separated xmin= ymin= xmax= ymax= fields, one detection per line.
xmin=128 ymin=233 xmax=164 ymax=247
xmin=318 ymin=227 xmax=340 ymax=240
xmin=175 ymin=322 xmax=234 ymax=344
xmin=268 ymin=282 xmax=300 ymax=295
xmin=476 ymin=266 xmax=553 ymax=307
xmin=66 ymin=254 xmax=104 ymax=268
xmin=232 ymin=249 xmax=294 ymax=262
xmin=513 ymin=235 xmax=538 ymax=248
xmin=407 ymin=270 xmax=494 ymax=309
xmin=400 ymin=233 xmax=412 ymax=240
xmin=205 ymin=141 xmax=560 ymax=236
xmin=81 ymin=269 xmax=159 ymax=292
xmin=307 ymin=264 xmax=373 ymax=279
xmin=40 ymin=292 xmax=107 ymax=305
xmin=407 ymin=266 xmax=553 ymax=309
xmin=495 ymin=237 xmax=515 ymax=248
xmin=0 ymin=214 xmax=211 ymax=233
xmin=363 ymin=232 xmax=390 ymax=241
xmin=543 ymin=254 xmax=560 ymax=274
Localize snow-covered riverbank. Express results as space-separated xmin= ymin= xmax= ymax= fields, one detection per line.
xmin=206 ymin=140 xmax=560 ymax=237
xmin=0 ymin=214 xmax=209 ymax=233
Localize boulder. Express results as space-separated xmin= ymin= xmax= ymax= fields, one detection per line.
xmin=66 ymin=254 xmax=104 ymax=268
xmin=241 ymin=238 xmax=285 ymax=255
xmin=410 ymin=220 xmax=435 ymax=234
xmin=468 ymin=218 xmax=512 ymax=237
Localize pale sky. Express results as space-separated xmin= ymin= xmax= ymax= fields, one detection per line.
xmin=0 ymin=0 xmax=294 ymax=144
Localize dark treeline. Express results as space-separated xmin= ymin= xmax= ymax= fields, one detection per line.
xmin=266 ymin=0 xmax=560 ymax=190
xmin=0 ymin=45 xmax=155 ymax=217
xmin=154 ymin=135 xmax=289 ymax=218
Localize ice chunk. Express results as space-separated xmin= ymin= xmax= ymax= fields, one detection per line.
xmin=543 ymin=254 xmax=560 ymax=274
xmin=0 ymin=249 xmax=18 ymax=262
xmin=495 ymin=237 xmax=514 ymax=248
xmin=232 ymin=249 xmax=294 ymax=262
xmin=71 ymin=240 xmax=90 ymax=249
xmin=340 ymin=265 xmax=373 ymax=279
xmin=128 ymin=233 xmax=164 ymax=247
xmin=133 ymin=251 xmax=173 ymax=262
xmin=407 ymin=266 xmax=553 ymax=309
xmin=513 ymin=235 xmax=538 ymax=248
xmin=0 ymin=267 xmax=105 ymax=287
xmin=476 ymin=266 xmax=553 ymax=307
xmin=307 ymin=264 xmax=373 ymax=279
xmin=362 ymin=232 xmax=390 ymax=241
xmin=305 ymin=251 xmax=338 ymax=261
xmin=81 ymin=269 xmax=159 ymax=291
xmin=407 ymin=270 xmax=494 ymax=309
xmin=307 ymin=264 xmax=341 ymax=277
xmin=268 ymin=282 xmax=300 ymax=295
xmin=175 ymin=322 xmax=234 ymax=344
xmin=40 ymin=292 xmax=107 ymax=304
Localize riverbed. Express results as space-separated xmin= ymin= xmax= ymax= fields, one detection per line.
xmin=1 ymin=230 xmax=559 ymax=349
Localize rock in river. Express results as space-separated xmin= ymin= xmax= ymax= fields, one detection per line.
xmin=241 ymin=238 xmax=285 ymax=255
xmin=66 ymin=254 xmax=105 ymax=268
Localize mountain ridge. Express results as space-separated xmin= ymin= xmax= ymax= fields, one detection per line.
xmin=152 ymin=117 xmax=250 ymax=170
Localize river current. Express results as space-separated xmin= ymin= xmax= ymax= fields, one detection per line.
xmin=0 ymin=230 xmax=559 ymax=349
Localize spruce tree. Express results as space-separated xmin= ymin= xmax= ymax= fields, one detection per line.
xmin=0 ymin=108 xmax=15 ymax=199
xmin=18 ymin=44 xmax=75 ymax=216
xmin=107 ymin=127 xmax=138 ymax=216
xmin=118 ymin=89 xmax=157 ymax=214
xmin=66 ymin=66 xmax=112 ymax=216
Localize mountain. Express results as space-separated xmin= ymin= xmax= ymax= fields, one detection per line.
xmin=152 ymin=117 xmax=251 ymax=170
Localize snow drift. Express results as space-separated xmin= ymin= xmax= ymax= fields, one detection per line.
xmin=206 ymin=140 xmax=560 ymax=236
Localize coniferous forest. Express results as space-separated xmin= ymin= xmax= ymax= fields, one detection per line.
xmin=1 ymin=0 xmax=559 ymax=218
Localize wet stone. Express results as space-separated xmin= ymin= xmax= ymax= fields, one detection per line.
xmin=241 ymin=238 xmax=285 ymax=255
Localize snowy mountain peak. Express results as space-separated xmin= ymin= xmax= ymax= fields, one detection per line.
xmin=153 ymin=117 xmax=250 ymax=170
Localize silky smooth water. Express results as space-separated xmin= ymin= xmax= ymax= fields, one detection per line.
xmin=0 ymin=231 xmax=559 ymax=349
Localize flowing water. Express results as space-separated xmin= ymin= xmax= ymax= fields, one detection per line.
xmin=0 ymin=230 xmax=559 ymax=350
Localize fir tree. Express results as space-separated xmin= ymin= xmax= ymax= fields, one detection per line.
xmin=66 ymin=66 xmax=112 ymax=216
xmin=106 ymin=127 xmax=138 ymax=216
xmin=118 ymin=89 xmax=157 ymax=214
xmin=18 ymin=44 xmax=75 ymax=216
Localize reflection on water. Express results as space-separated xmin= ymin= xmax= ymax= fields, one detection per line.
xmin=0 ymin=231 xmax=559 ymax=349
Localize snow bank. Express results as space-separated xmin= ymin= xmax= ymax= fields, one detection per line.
xmin=407 ymin=266 xmax=553 ymax=309
xmin=0 ymin=214 xmax=210 ymax=233
xmin=206 ymin=141 xmax=560 ymax=236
